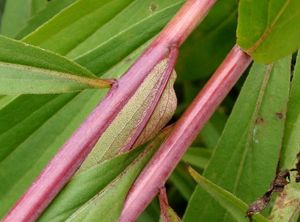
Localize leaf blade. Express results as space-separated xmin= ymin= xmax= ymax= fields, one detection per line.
xmin=184 ymin=58 xmax=291 ymax=221
xmin=270 ymin=52 xmax=300 ymax=221
xmin=237 ymin=0 xmax=300 ymax=63
xmin=0 ymin=35 xmax=107 ymax=94
xmin=0 ymin=61 xmax=110 ymax=94
xmin=0 ymin=0 xmax=182 ymax=218
xmin=187 ymin=167 xmax=268 ymax=222
xmin=40 ymin=128 xmax=170 ymax=222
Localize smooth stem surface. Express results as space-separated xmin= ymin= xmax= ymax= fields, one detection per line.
xmin=3 ymin=1 xmax=216 ymax=221
xmin=153 ymin=0 xmax=216 ymax=47
xmin=119 ymin=46 xmax=252 ymax=222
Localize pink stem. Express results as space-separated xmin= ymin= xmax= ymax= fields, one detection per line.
xmin=159 ymin=187 xmax=171 ymax=222
xmin=119 ymin=46 xmax=252 ymax=222
xmin=3 ymin=1 xmax=216 ymax=221
xmin=153 ymin=0 xmax=216 ymax=47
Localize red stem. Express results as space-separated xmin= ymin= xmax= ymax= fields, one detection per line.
xmin=159 ymin=187 xmax=171 ymax=222
xmin=3 ymin=1 xmax=216 ymax=221
xmin=119 ymin=46 xmax=252 ymax=222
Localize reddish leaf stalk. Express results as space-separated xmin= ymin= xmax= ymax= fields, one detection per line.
xmin=3 ymin=1 xmax=216 ymax=221
xmin=159 ymin=187 xmax=171 ymax=222
xmin=119 ymin=46 xmax=252 ymax=222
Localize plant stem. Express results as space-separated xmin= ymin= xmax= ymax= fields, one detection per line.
xmin=3 ymin=1 xmax=216 ymax=221
xmin=159 ymin=187 xmax=170 ymax=222
xmin=119 ymin=46 xmax=252 ymax=222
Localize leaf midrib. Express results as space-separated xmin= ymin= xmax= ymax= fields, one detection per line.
xmin=72 ymin=1 xmax=183 ymax=61
xmin=0 ymin=61 xmax=105 ymax=89
xmin=22 ymin=0 xmax=114 ymax=45
xmin=246 ymin=0 xmax=291 ymax=54
xmin=217 ymin=65 xmax=273 ymax=222
xmin=232 ymin=64 xmax=273 ymax=193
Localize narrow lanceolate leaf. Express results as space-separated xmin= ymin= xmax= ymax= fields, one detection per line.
xmin=16 ymin=0 xmax=77 ymax=39
xmin=0 ymin=0 xmax=182 ymax=218
xmin=30 ymin=0 xmax=49 ymax=15
xmin=0 ymin=36 xmax=94 ymax=77
xmin=0 ymin=36 xmax=111 ymax=94
xmin=41 ymin=129 xmax=169 ymax=222
xmin=270 ymin=52 xmax=300 ymax=222
xmin=0 ymin=61 xmax=112 ymax=94
xmin=184 ymin=58 xmax=291 ymax=222
xmin=3 ymin=0 xmax=216 ymax=220
xmin=22 ymin=0 xmax=135 ymax=54
xmin=237 ymin=0 xmax=300 ymax=63
xmin=5 ymin=66 xmax=111 ymax=94
xmin=38 ymin=147 xmax=142 ymax=222
xmin=0 ymin=91 xmax=105 ymax=219
xmin=187 ymin=167 xmax=268 ymax=222
xmin=71 ymin=0 xmax=184 ymax=74
xmin=0 ymin=0 xmax=52 ymax=37
xmin=0 ymin=0 xmax=32 ymax=37
xmin=3 ymin=47 xmax=177 ymax=222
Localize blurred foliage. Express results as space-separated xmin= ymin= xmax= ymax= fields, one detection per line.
xmin=176 ymin=0 xmax=237 ymax=81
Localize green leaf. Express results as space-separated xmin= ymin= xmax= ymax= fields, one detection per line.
xmin=176 ymin=0 xmax=237 ymax=80
xmin=182 ymin=147 xmax=211 ymax=169
xmin=0 ymin=90 xmax=106 ymax=218
xmin=0 ymin=0 xmax=32 ymax=37
xmin=187 ymin=167 xmax=268 ymax=222
xmin=138 ymin=199 xmax=160 ymax=222
xmin=237 ymin=0 xmax=300 ymax=63
xmin=199 ymin=111 xmax=227 ymax=148
xmin=16 ymin=0 xmax=77 ymax=39
xmin=40 ymin=129 xmax=169 ymax=222
xmin=169 ymin=163 xmax=196 ymax=200
xmin=184 ymin=58 xmax=291 ymax=222
xmin=0 ymin=0 xmax=183 ymax=217
xmin=30 ymin=0 xmax=49 ymax=15
xmin=0 ymin=61 xmax=109 ymax=94
xmin=0 ymin=36 xmax=94 ymax=77
xmin=66 ymin=147 xmax=154 ymax=222
xmin=270 ymin=52 xmax=300 ymax=222
xmin=22 ymin=0 xmax=135 ymax=55
xmin=278 ymin=53 xmax=300 ymax=170
xmin=0 ymin=35 xmax=108 ymax=94
xmin=0 ymin=95 xmax=18 ymax=110
xmin=0 ymin=0 xmax=53 ymax=37
xmin=38 ymin=146 xmax=142 ymax=221
xmin=72 ymin=1 xmax=183 ymax=74
xmin=0 ymin=1 xmax=5 ymax=28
